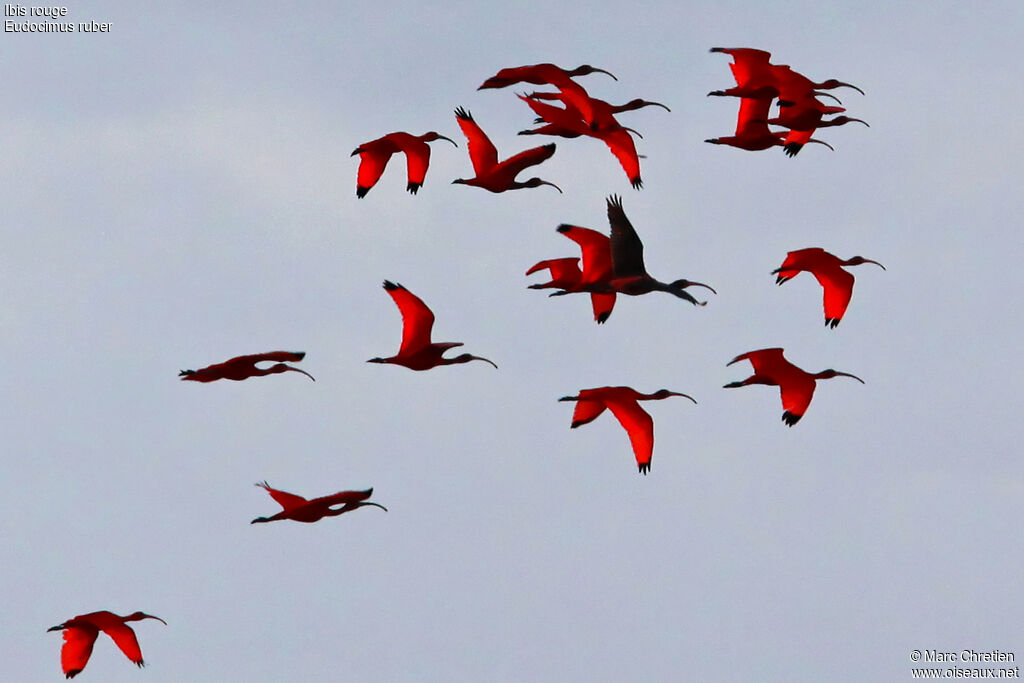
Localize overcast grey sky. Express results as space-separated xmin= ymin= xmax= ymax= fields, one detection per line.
xmin=3 ymin=1 xmax=1023 ymax=681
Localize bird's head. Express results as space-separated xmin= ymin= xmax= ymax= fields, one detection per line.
xmin=272 ymin=364 xmax=316 ymax=381
xmin=569 ymin=65 xmax=617 ymax=80
xmin=651 ymin=389 xmax=698 ymax=403
xmin=622 ymin=98 xmax=671 ymax=112
xmin=423 ymin=132 xmax=457 ymax=146
xmin=846 ymin=256 xmax=886 ymax=270
xmin=819 ymin=79 xmax=865 ymax=95
xmin=825 ymin=116 xmax=869 ymax=128
xmin=816 ymin=370 xmax=865 ymax=383
xmin=521 ymin=178 xmax=562 ymax=193
xmin=451 ymin=353 xmax=498 ymax=369
xmin=125 ymin=612 xmax=167 ymax=625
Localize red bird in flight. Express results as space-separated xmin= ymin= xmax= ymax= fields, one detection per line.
xmin=251 ymin=481 xmax=386 ymax=523
xmin=451 ymin=107 xmax=562 ymax=193
xmin=351 ymin=131 xmax=456 ymax=198
xmin=368 ymin=280 xmax=497 ymax=370
xmin=705 ymin=96 xmax=834 ymax=153
xmin=179 ymin=351 xmax=315 ymax=382
xmin=528 ymin=224 xmax=617 ymax=323
xmin=559 ymin=386 xmax=696 ymax=474
xmin=517 ymin=92 xmax=650 ymax=189
xmin=477 ymin=63 xmax=617 ymax=129
xmin=48 ymin=610 xmax=166 ymax=679
xmin=724 ymin=348 xmax=864 ymax=426
xmin=774 ymin=248 xmax=885 ymax=327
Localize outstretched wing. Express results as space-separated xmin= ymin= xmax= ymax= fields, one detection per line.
xmin=599 ymin=129 xmax=642 ymax=189
xmin=605 ymin=399 xmax=654 ymax=471
xmin=454 ymin=107 xmax=497 ymax=175
xmin=606 ymin=194 xmax=646 ymax=278
xmin=813 ymin=267 xmax=855 ymax=324
xmin=256 ymin=481 xmax=308 ymax=511
xmin=60 ymin=627 xmax=98 ymax=678
xmin=354 ymin=143 xmax=396 ymax=197
xmin=310 ymin=488 xmax=374 ymax=508
xmin=103 ymin=622 xmax=145 ymax=667
xmin=492 ymin=143 xmax=556 ymax=179
xmin=382 ymin=281 xmax=435 ymax=354
xmin=556 ymin=225 xmax=613 ymax=284
xmin=398 ymin=139 xmax=432 ymax=192
xmin=728 ymin=347 xmax=790 ymax=376
xmin=570 ymin=398 xmax=608 ymax=428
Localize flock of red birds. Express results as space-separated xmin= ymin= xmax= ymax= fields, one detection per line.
xmin=48 ymin=52 xmax=882 ymax=679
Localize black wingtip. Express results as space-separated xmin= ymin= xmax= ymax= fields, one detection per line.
xmin=407 ymin=182 xmax=422 ymax=195
xmin=382 ymin=280 xmax=400 ymax=291
xmin=356 ymin=186 xmax=370 ymax=198
xmin=454 ymin=106 xmax=472 ymax=121
xmin=596 ymin=312 xmax=610 ymax=324
xmin=782 ymin=411 xmax=802 ymax=426
xmin=638 ymin=463 xmax=650 ymax=474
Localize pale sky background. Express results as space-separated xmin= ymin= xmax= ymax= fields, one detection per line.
xmin=3 ymin=1 xmax=1023 ymax=681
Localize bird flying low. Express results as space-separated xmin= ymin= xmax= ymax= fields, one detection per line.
xmin=559 ymin=386 xmax=696 ymax=474
xmin=251 ymin=481 xmax=387 ymax=523
xmin=773 ymin=248 xmax=885 ymax=327
xmin=368 ymin=280 xmax=497 ymax=371
xmin=351 ymin=131 xmax=456 ymax=198
xmin=723 ymin=348 xmax=864 ymax=426
xmin=48 ymin=610 xmax=166 ymax=679
xmin=179 ymin=351 xmax=315 ymax=382
xmin=451 ymin=107 xmax=562 ymax=193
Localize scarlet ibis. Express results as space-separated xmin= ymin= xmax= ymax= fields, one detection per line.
xmin=351 ymin=131 xmax=456 ymax=197
xmin=251 ymin=481 xmax=386 ymax=523
xmin=477 ymin=63 xmax=616 ymax=128
xmin=767 ymin=95 xmax=868 ymax=132
xmin=724 ymin=348 xmax=864 ymax=426
xmin=705 ymin=96 xmax=834 ymax=153
xmin=517 ymin=93 xmax=647 ymax=188
xmin=709 ymin=47 xmax=862 ymax=101
xmin=368 ymin=280 xmax=497 ymax=370
xmin=179 ymin=351 xmax=314 ymax=382
xmin=526 ymin=257 xmax=583 ymax=290
xmin=451 ymin=107 xmax=562 ymax=193
xmin=559 ymin=386 xmax=696 ymax=474
xmin=605 ymin=194 xmax=716 ymax=303
xmin=527 ymin=247 xmax=616 ymax=324
xmin=478 ymin=63 xmax=617 ymax=90
xmin=773 ymin=248 xmax=885 ymax=327
xmin=48 ymin=611 xmax=166 ymax=679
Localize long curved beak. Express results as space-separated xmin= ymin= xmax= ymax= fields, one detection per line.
xmin=471 ymin=355 xmax=499 ymax=369
xmin=813 ymin=91 xmax=843 ymax=105
xmin=667 ymin=392 xmax=698 ymax=404
xmin=848 ymin=118 xmax=870 ymax=127
xmin=143 ymin=614 xmax=168 ymax=625
xmin=289 ymin=367 xmax=316 ymax=381
xmin=836 ymin=372 xmax=865 ymax=384
xmin=838 ymin=82 xmax=865 ymax=96
xmin=542 ymin=181 xmax=563 ymax=194
xmin=360 ymin=502 xmax=388 ymax=512
xmin=807 ymin=139 xmax=835 ymax=151
xmin=437 ymin=134 xmax=457 ymax=147
xmin=595 ymin=68 xmax=618 ymax=81
xmin=690 ymin=280 xmax=717 ymax=295
xmin=865 ymin=259 xmax=886 ymax=270
xmin=646 ymin=101 xmax=671 ymax=112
